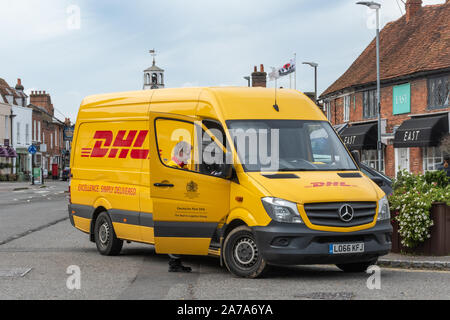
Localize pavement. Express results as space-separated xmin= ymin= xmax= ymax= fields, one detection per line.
xmin=0 ymin=180 xmax=68 ymax=193
xmin=379 ymin=253 xmax=450 ymax=270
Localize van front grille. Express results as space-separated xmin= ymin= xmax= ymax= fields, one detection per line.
xmin=303 ymin=202 xmax=377 ymax=227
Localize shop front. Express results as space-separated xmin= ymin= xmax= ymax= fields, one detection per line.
xmin=393 ymin=113 xmax=449 ymax=174
xmin=340 ymin=122 xmax=384 ymax=172
xmin=15 ymin=148 xmax=32 ymax=181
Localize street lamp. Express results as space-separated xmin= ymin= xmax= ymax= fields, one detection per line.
xmin=243 ymin=76 xmax=251 ymax=87
xmin=357 ymin=1 xmax=382 ymax=172
xmin=302 ymin=62 xmax=318 ymax=103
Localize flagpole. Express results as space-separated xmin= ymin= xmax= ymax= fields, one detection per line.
xmin=294 ymin=53 xmax=297 ymax=90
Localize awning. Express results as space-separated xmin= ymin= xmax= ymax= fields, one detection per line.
xmin=393 ymin=114 xmax=449 ymax=148
xmin=6 ymin=147 xmax=17 ymax=158
xmin=340 ymin=122 xmax=378 ymax=150
xmin=0 ymin=147 xmax=8 ymax=158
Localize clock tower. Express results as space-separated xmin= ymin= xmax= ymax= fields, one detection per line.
xmin=143 ymin=49 xmax=165 ymax=90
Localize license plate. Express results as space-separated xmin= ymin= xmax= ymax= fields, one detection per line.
xmin=329 ymin=243 xmax=364 ymax=254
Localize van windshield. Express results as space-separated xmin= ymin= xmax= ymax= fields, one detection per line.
xmin=226 ymin=120 xmax=358 ymax=172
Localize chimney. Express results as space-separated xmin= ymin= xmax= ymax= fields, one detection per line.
xmin=406 ymin=0 xmax=422 ymax=22
xmin=251 ymin=64 xmax=267 ymax=88
xmin=30 ymin=89 xmax=54 ymax=116
xmin=15 ymin=78 xmax=24 ymax=92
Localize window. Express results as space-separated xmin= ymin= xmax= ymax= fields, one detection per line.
xmin=363 ymin=89 xmax=377 ymax=119
xmin=33 ymin=120 xmax=36 ymax=141
xmin=325 ymin=101 xmax=331 ymax=121
xmin=26 ymin=124 xmax=29 ymax=144
xmin=55 ymin=129 xmax=58 ymax=147
xmin=226 ymin=120 xmax=357 ymax=172
xmin=423 ymin=147 xmax=443 ymax=171
xmin=38 ymin=121 xmax=41 ymax=142
xmin=343 ymin=95 xmax=350 ymax=122
xmin=155 ymin=118 xmax=229 ymax=177
xmin=428 ymin=75 xmax=449 ymax=110
xmin=361 ymin=149 xmax=384 ymax=172
xmin=17 ymin=122 xmax=20 ymax=144
xmin=4 ymin=116 xmax=8 ymax=140
xmin=51 ymin=133 xmax=53 ymax=149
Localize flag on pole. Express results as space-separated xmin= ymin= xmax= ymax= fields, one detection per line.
xmin=268 ymin=59 xmax=296 ymax=81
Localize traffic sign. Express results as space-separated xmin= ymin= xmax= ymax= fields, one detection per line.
xmin=28 ymin=145 xmax=37 ymax=155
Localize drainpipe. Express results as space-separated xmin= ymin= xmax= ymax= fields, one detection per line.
xmin=10 ymin=110 xmax=16 ymax=175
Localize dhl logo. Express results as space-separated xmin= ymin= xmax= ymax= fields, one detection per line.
xmin=81 ymin=130 xmax=149 ymax=159
xmin=305 ymin=181 xmax=356 ymax=188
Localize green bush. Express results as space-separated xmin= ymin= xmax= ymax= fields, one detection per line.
xmin=0 ymin=174 xmax=7 ymax=181
xmin=7 ymin=174 xmax=17 ymax=181
xmin=389 ymin=170 xmax=450 ymax=248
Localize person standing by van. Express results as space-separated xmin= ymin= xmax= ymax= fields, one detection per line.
xmin=437 ymin=155 xmax=450 ymax=178
xmin=167 ymin=141 xmax=193 ymax=272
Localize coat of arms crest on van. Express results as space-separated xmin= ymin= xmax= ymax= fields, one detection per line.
xmin=186 ymin=181 xmax=198 ymax=193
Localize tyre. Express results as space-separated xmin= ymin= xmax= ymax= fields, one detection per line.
xmin=336 ymin=259 xmax=378 ymax=273
xmin=94 ymin=211 xmax=123 ymax=256
xmin=223 ymin=225 xmax=268 ymax=278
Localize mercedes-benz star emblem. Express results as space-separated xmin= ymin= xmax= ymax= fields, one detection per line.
xmin=338 ymin=204 xmax=354 ymax=222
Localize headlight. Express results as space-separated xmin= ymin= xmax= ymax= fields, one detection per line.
xmin=261 ymin=197 xmax=303 ymax=224
xmin=377 ymin=195 xmax=391 ymax=221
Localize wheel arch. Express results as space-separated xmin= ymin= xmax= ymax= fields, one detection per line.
xmin=89 ymin=206 xmax=109 ymax=242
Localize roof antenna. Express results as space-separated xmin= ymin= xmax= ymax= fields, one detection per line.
xmin=273 ymin=78 xmax=279 ymax=112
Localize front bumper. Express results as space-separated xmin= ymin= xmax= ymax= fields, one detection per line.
xmin=253 ymin=220 xmax=392 ymax=265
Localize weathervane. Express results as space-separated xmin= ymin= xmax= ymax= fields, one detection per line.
xmin=149 ymin=49 xmax=156 ymax=66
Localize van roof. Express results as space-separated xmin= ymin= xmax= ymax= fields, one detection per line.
xmin=77 ymin=87 xmax=326 ymax=122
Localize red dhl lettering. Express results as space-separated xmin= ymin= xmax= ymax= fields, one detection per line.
xmin=81 ymin=130 xmax=149 ymax=159
xmin=305 ymin=181 xmax=355 ymax=188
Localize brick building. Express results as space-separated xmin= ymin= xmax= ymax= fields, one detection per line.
xmin=320 ymin=0 xmax=450 ymax=178
xmin=28 ymin=91 xmax=65 ymax=178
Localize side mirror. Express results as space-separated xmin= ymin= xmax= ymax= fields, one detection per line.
xmin=372 ymin=176 xmax=384 ymax=187
xmin=221 ymin=164 xmax=233 ymax=179
xmin=351 ymin=150 xmax=361 ymax=165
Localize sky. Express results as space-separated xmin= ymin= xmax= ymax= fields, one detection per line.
xmin=0 ymin=0 xmax=446 ymax=122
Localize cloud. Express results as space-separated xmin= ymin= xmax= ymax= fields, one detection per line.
xmin=0 ymin=0 xmax=446 ymax=121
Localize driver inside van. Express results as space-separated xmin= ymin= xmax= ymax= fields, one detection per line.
xmin=167 ymin=140 xmax=192 ymax=170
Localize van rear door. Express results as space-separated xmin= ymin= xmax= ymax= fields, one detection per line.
xmin=149 ymin=113 xmax=231 ymax=255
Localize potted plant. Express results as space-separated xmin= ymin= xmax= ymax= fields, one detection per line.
xmin=389 ymin=170 xmax=450 ymax=255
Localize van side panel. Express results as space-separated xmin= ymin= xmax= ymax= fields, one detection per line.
xmin=71 ymin=119 xmax=150 ymax=242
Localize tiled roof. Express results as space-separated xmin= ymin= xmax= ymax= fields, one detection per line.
xmin=321 ymin=2 xmax=450 ymax=98
xmin=0 ymin=78 xmax=27 ymax=105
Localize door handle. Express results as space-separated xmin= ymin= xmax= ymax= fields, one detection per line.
xmin=154 ymin=183 xmax=174 ymax=188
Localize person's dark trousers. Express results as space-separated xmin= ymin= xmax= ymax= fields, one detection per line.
xmin=168 ymin=254 xmax=192 ymax=272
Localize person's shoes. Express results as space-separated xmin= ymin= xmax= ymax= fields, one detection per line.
xmin=169 ymin=264 xmax=192 ymax=273
xmin=168 ymin=258 xmax=192 ymax=273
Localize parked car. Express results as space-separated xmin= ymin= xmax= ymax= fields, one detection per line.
xmin=359 ymin=163 xmax=393 ymax=195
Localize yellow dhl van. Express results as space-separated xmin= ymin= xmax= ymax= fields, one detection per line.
xmin=69 ymin=87 xmax=392 ymax=278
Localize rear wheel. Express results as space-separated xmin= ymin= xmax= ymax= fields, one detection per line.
xmin=94 ymin=211 xmax=123 ymax=256
xmin=336 ymin=259 xmax=378 ymax=273
xmin=223 ymin=225 xmax=268 ymax=278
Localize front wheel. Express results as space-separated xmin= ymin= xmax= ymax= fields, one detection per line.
xmin=94 ymin=211 xmax=123 ymax=256
xmin=336 ymin=259 xmax=378 ymax=273
xmin=223 ymin=226 xmax=268 ymax=278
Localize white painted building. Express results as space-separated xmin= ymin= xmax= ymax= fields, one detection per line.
xmin=11 ymin=104 xmax=32 ymax=174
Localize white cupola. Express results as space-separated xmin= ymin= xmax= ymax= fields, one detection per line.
xmin=143 ymin=49 xmax=165 ymax=90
